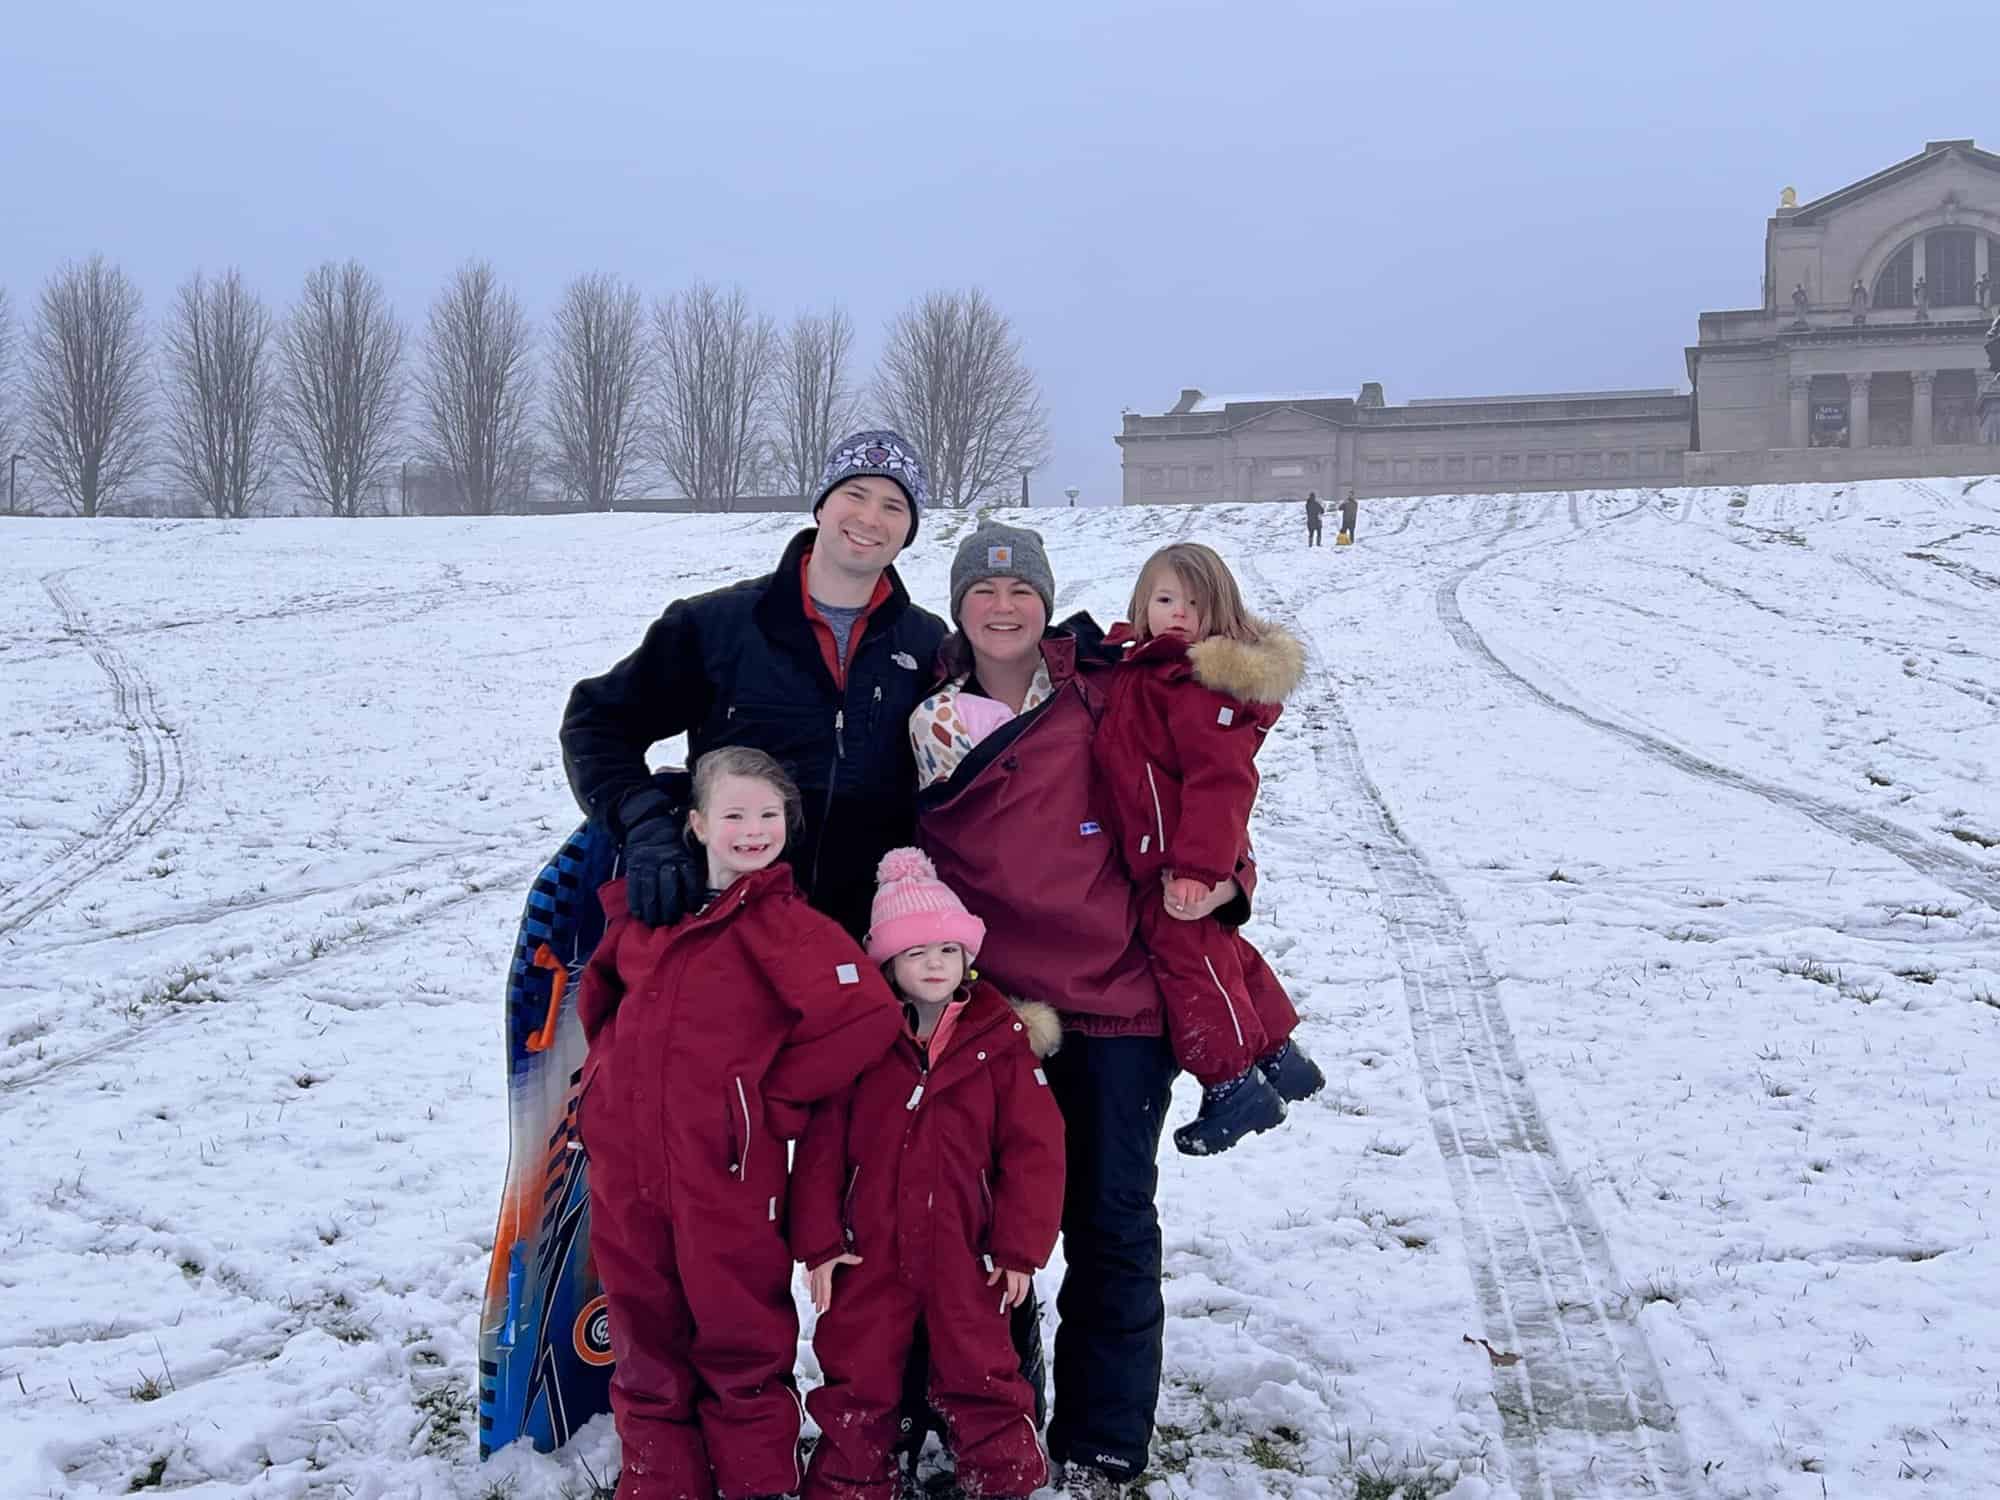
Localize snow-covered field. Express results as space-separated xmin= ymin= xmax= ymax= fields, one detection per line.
xmin=3 ymin=479 xmax=1998 ymax=1500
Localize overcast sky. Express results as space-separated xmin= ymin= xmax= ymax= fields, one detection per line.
xmin=3 ymin=0 xmax=1992 ymax=507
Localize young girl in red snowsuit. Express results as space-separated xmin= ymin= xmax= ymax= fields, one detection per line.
xmin=1096 ymin=542 xmax=1326 ymax=1157
xmin=792 ymin=848 xmax=1065 ymax=1500
xmin=578 ymin=747 xmax=903 ymax=1500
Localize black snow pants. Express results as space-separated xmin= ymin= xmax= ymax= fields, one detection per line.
xmin=1042 ymin=1031 xmax=1177 ymax=1484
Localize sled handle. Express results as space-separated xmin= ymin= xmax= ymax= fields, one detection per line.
xmin=526 ymin=944 xmax=568 ymax=1054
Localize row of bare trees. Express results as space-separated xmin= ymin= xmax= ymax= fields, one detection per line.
xmin=0 ymin=259 xmax=1047 ymax=518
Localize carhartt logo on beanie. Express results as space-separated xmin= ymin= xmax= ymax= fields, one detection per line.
xmin=865 ymin=848 xmax=986 ymax=963
xmin=813 ymin=429 xmax=929 ymax=545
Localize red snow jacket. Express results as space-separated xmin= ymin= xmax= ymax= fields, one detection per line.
xmin=789 ymin=982 xmax=1065 ymax=1279
xmin=578 ymin=864 xmax=902 ymax=1199
xmin=1093 ymin=624 xmax=1307 ymax=890
xmin=915 ymin=620 xmax=1260 ymax=1040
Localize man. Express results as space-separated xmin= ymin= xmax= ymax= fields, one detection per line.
xmin=561 ymin=430 xmax=945 ymax=939
xmin=1303 ymin=491 xmax=1324 ymax=547
xmin=1340 ymin=488 xmax=1359 ymax=543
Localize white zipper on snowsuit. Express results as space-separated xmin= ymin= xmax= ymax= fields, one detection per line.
xmin=1203 ymin=955 xmax=1246 ymax=1048
xmin=1145 ymin=763 xmax=1167 ymax=856
xmin=734 ymin=1076 xmax=752 ymax=1179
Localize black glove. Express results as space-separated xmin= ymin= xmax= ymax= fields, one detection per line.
xmin=614 ymin=783 xmax=703 ymax=928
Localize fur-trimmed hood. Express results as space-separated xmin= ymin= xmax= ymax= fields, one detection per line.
xmin=1006 ymin=997 xmax=1063 ymax=1058
xmin=1188 ymin=622 xmax=1307 ymax=706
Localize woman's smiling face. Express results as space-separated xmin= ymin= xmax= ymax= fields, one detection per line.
xmin=959 ymin=577 xmax=1047 ymax=671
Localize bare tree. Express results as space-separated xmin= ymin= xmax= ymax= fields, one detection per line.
xmin=772 ymin=306 xmax=859 ymax=503
xmin=415 ymin=260 xmax=538 ymax=516
xmin=545 ymin=272 xmax=648 ymax=511
xmin=278 ymin=260 xmax=406 ymax=518
xmin=26 ymin=257 xmax=152 ymax=517
xmin=161 ymin=269 xmax=279 ymax=518
xmin=874 ymin=287 xmax=1047 ymax=508
xmin=0 ymin=286 xmax=19 ymax=512
xmin=650 ymin=280 xmax=776 ymax=510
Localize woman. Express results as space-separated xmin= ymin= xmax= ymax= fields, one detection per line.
xmin=910 ymin=522 xmax=1249 ymax=1498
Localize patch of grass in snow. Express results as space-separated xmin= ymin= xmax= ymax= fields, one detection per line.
xmin=413 ymin=1373 xmax=475 ymax=1459
xmin=127 ymin=1456 xmax=169 ymax=1491
xmin=1355 ymin=1466 xmax=1448 ymax=1500
xmin=557 ymin=1466 xmax=619 ymax=1500
xmin=1545 ymin=867 xmax=1576 ymax=883
xmin=1972 ymin=990 xmax=2000 ymax=1011
xmin=1247 ymin=1428 xmax=1306 ymax=1473
xmin=1943 ymin=825 xmax=2000 ymax=849
xmin=131 ymin=963 xmax=220 ymax=1012
xmin=1775 ymin=957 xmax=1839 ymax=987
xmin=1889 ymin=901 xmax=1961 ymax=924
xmin=1623 ymin=1270 xmax=1686 ymax=1308
xmin=1895 ymin=967 xmax=1938 ymax=985
xmin=1865 ymin=769 xmax=1893 ymax=786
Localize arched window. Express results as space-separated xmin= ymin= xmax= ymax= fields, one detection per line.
xmin=1874 ymin=243 xmax=1914 ymax=308
xmin=1927 ymin=229 xmax=1977 ymax=306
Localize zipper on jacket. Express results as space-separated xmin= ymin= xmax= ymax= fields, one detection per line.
xmin=842 ymin=1165 xmax=861 ymax=1242
xmin=979 ymin=1167 xmax=993 ymax=1218
xmin=733 ymin=1076 xmax=753 ymax=1182
xmin=1145 ymin=762 xmax=1168 ymax=856
xmin=808 ymin=703 xmax=847 ymax=895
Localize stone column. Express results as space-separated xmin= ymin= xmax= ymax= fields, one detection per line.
xmin=1912 ymin=370 xmax=1936 ymax=448
xmin=1788 ymin=375 xmax=1811 ymax=448
xmin=1848 ymin=373 xmax=1871 ymax=448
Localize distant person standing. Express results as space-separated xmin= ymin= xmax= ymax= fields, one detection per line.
xmin=1303 ymin=491 xmax=1324 ymax=547
xmin=1339 ymin=490 xmax=1359 ymax=544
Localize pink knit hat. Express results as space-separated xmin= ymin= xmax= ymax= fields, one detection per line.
xmin=865 ymin=848 xmax=986 ymax=963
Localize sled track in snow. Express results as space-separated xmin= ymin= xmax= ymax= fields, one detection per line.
xmin=1441 ymin=532 xmax=2000 ymax=913
xmin=1245 ymin=527 xmax=1693 ymax=1500
xmin=0 ymin=575 xmax=190 ymax=940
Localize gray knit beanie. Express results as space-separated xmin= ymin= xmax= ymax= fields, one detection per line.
xmin=950 ymin=522 xmax=1056 ymax=624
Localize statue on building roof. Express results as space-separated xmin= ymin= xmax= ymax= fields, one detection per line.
xmin=1779 ymin=186 xmax=1798 ymax=210
xmin=1978 ymin=272 xmax=1992 ymax=310
xmin=1914 ymin=275 xmax=1931 ymax=322
xmin=1790 ymin=283 xmax=1809 ymax=327
xmin=1850 ymin=279 xmax=1869 ymax=325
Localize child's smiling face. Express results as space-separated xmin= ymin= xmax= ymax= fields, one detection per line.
xmin=688 ymin=773 xmax=788 ymax=885
xmin=891 ymin=941 xmax=966 ymax=1003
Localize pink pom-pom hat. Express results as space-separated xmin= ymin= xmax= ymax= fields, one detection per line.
xmin=865 ymin=847 xmax=987 ymax=963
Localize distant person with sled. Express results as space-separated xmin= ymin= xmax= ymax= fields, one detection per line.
xmin=575 ymin=748 xmax=903 ymax=1500
xmin=561 ymin=430 xmax=947 ymax=942
xmin=1097 ymin=543 xmax=1323 ymax=1157
xmin=795 ymin=849 xmax=1066 ymax=1500
xmin=911 ymin=523 xmax=1262 ymax=1496
xmin=1339 ymin=489 xmax=1359 ymax=544
xmin=1303 ymin=491 xmax=1324 ymax=546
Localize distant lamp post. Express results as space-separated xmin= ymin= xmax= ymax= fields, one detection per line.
xmin=8 ymin=453 xmax=23 ymax=516
xmin=1019 ymin=465 xmax=1032 ymax=506
xmin=1064 ymin=485 xmax=1080 ymax=508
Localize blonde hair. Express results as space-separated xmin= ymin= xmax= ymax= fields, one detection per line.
xmin=1125 ymin=543 xmax=1260 ymax=645
xmin=691 ymin=747 xmax=803 ymax=840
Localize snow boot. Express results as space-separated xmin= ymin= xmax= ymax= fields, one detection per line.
xmin=1171 ymin=1068 xmax=1286 ymax=1156
xmin=1257 ymin=1038 xmax=1325 ymax=1103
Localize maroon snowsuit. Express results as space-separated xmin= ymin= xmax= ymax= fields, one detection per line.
xmin=577 ymin=865 xmax=902 ymax=1500
xmin=791 ymin=982 xmax=1066 ymax=1500
xmin=1092 ymin=625 xmax=1307 ymax=1086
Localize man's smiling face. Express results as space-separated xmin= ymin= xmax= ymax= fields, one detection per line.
xmin=815 ymin=476 xmax=911 ymax=580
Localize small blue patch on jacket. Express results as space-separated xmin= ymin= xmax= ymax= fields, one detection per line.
xmin=1079 ymin=822 xmax=1101 ymax=836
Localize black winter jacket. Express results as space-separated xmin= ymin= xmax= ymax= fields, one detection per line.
xmin=561 ymin=529 xmax=948 ymax=939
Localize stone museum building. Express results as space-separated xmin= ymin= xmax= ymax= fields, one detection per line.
xmin=1117 ymin=140 xmax=2000 ymax=502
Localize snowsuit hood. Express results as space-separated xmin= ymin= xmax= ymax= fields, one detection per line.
xmin=1187 ymin=624 xmax=1307 ymax=706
